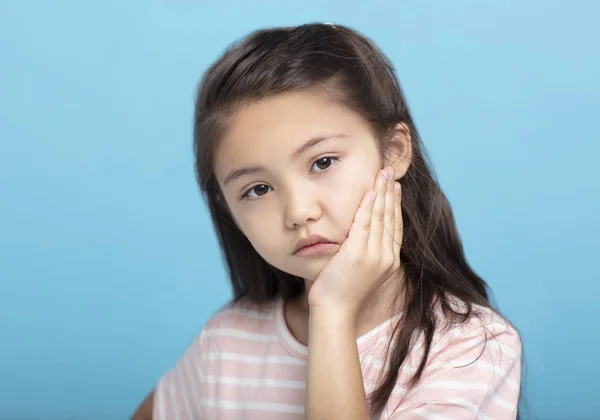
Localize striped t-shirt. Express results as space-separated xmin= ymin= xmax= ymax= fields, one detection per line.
xmin=154 ymin=296 xmax=521 ymax=419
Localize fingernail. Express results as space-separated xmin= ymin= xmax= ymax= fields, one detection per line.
xmin=394 ymin=182 xmax=401 ymax=193
xmin=386 ymin=167 xmax=395 ymax=178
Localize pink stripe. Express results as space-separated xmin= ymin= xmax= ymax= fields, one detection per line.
xmin=154 ymin=297 xmax=521 ymax=419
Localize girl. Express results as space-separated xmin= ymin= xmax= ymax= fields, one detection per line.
xmin=133 ymin=23 xmax=522 ymax=420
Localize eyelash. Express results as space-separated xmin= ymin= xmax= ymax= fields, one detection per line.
xmin=241 ymin=156 xmax=339 ymax=200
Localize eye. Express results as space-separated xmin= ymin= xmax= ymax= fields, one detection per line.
xmin=243 ymin=184 xmax=272 ymax=199
xmin=310 ymin=157 xmax=338 ymax=173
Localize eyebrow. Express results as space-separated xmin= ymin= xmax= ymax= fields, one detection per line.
xmin=222 ymin=134 xmax=346 ymax=186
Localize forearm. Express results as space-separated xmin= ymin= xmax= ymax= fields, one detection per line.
xmin=305 ymin=306 xmax=370 ymax=420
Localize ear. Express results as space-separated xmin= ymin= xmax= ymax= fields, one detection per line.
xmin=384 ymin=122 xmax=412 ymax=179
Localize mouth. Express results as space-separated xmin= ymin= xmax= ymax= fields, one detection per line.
xmin=293 ymin=234 xmax=338 ymax=256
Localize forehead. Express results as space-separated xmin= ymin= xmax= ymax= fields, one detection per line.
xmin=213 ymin=92 xmax=373 ymax=177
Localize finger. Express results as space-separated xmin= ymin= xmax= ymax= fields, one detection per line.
xmin=393 ymin=181 xmax=403 ymax=256
xmin=367 ymin=168 xmax=390 ymax=249
xmin=382 ymin=168 xmax=396 ymax=251
xmin=347 ymin=188 xmax=377 ymax=247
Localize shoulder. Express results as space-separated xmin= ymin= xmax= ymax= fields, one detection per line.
xmin=194 ymin=297 xmax=280 ymax=350
xmin=205 ymin=297 xmax=277 ymax=330
xmin=152 ymin=298 xmax=283 ymax=419
xmin=431 ymin=297 xmax=522 ymax=365
xmin=161 ymin=297 xmax=280 ymax=373
xmin=381 ymin=299 xmax=522 ymax=419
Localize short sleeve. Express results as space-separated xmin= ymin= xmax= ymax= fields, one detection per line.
xmin=153 ymin=330 xmax=206 ymax=420
xmin=386 ymin=317 xmax=522 ymax=419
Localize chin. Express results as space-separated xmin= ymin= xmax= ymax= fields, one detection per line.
xmin=289 ymin=259 xmax=330 ymax=282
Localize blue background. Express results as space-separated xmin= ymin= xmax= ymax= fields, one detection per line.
xmin=1 ymin=1 xmax=598 ymax=419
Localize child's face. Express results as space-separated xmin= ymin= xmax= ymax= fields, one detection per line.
xmin=214 ymin=92 xmax=382 ymax=281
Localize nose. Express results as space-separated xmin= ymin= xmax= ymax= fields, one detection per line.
xmin=283 ymin=187 xmax=322 ymax=229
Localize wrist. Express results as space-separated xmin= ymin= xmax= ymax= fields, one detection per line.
xmin=309 ymin=302 xmax=360 ymax=327
xmin=308 ymin=289 xmax=363 ymax=317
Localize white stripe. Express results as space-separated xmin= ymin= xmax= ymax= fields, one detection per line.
xmin=201 ymin=374 xmax=305 ymax=389
xmin=222 ymin=307 xmax=273 ymax=320
xmin=166 ymin=376 xmax=181 ymax=420
xmin=485 ymin=339 xmax=519 ymax=360
xmin=493 ymin=395 xmax=517 ymax=411
xmin=361 ymin=354 xmax=385 ymax=370
xmin=427 ymin=359 xmax=519 ymax=390
xmin=202 ymin=352 xmax=305 ymax=365
xmin=420 ymin=380 xmax=490 ymax=391
xmin=156 ymin=379 xmax=167 ymax=420
xmin=204 ymin=328 xmax=278 ymax=342
xmin=429 ymin=359 xmax=504 ymax=373
xmin=478 ymin=412 xmax=493 ymax=420
xmin=413 ymin=407 xmax=453 ymax=420
xmin=504 ymin=377 xmax=519 ymax=392
xmin=200 ymin=398 xmax=305 ymax=413
xmin=376 ymin=334 xmax=430 ymax=356
xmin=177 ymin=361 xmax=194 ymax=419
xmin=182 ymin=345 xmax=200 ymax=415
xmin=443 ymin=398 xmax=479 ymax=413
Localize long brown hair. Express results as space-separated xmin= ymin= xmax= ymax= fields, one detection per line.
xmin=193 ymin=23 xmax=503 ymax=417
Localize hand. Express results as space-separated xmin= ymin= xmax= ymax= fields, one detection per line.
xmin=308 ymin=166 xmax=403 ymax=317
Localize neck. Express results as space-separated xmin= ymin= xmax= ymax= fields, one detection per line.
xmin=294 ymin=266 xmax=406 ymax=338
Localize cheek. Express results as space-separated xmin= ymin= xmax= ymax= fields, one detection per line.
xmin=232 ymin=210 xmax=282 ymax=258
xmin=329 ymin=183 xmax=372 ymax=237
xmin=326 ymin=164 xmax=378 ymax=236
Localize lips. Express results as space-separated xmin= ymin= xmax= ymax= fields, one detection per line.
xmin=293 ymin=234 xmax=336 ymax=254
